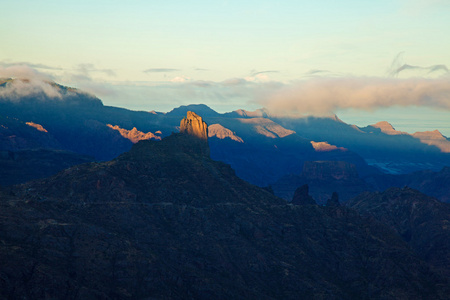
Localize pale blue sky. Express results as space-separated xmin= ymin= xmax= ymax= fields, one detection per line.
xmin=1 ymin=0 xmax=450 ymax=135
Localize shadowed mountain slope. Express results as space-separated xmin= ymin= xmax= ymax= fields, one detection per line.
xmin=0 ymin=149 xmax=93 ymax=186
xmin=2 ymin=80 xmax=449 ymax=196
xmin=272 ymin=161 xmax=373 ymax=204
xmin=0 ymin=113 xmax=449 ymax=299
xmin=274 ymin=116 xmax=450 ymax=174
xmin=366 ymin=166 xmax=450 ymax=203
xmin=347 ymin=187 xmax=450 ymax=277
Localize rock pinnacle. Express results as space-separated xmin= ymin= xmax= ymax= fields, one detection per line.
xmin=180 ymin=111 xmax=208 ymax=140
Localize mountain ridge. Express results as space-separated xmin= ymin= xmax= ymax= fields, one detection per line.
xmin=1 ymin=80 xmax=449 ymax=195
xmin=1 ymin=112 xmax=449 ymax=298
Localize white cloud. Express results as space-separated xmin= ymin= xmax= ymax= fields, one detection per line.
xmin=0 ymin=64 xmax=53 ymax=81
xmin=169 ymin=76 xmax=191 ymax=83
xmin=0 ymin=65 xmax=62 ymax=100
xmin=260 ymin=77 xmax=450 ymax=116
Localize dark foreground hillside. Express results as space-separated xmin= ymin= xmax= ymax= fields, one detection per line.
xmin=0 ymin=113 xmax=448 ymax=299
xmin=348 ymin=187 xmax=450 ymax=278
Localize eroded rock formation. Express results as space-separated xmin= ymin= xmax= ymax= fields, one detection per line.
xmin=180 ymin=111 xmax=208 ymax=140
xmin=326 ymin=192 xmax=340 ymax=207
xmin=208 ymin=124 xmax=244 ymax=143
xmin=107 ymin=124 xmax=161 ymax=143
xmin=291 ymin=184 xmax=316 ymax=205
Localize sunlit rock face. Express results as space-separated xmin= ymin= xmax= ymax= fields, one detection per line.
xmin=371 ymin=121 xmax=406 ymax=135
xmin=26 ymin=122 xmax=48 ymax=133
xmin=180 ymin=111 xmax=208 ymax=140
xmin=310 ymin=141 xmax=346 ymax=152
xmin=412 ymin=130 xmax=450 ymax=153
xmin=107 ymin=124 xmax=161 ymax=143
xmin=208 ymin=124 xmax=244 ymax=143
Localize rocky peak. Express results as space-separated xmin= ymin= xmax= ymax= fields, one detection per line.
xmin=413 ymin=130 xmax=446 ymax=140
xmin=208 ymin=124 xmax=244 ymax=143
xmin=180 ymin=111 xmax=208 ymax=140
xmin=107 ymin=124 xmax=161 ymax=143
xmin=412 ymin=130 xmax=450 ymax=153
xmin=326 ymin=192 xmax=340 ymax=207
xmin=371 ymin=121 xmax=404 ymax=135
xmin=291 ymin=184 xmax=316 ymax=205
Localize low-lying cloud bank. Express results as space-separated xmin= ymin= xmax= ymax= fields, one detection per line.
xmin=260 ymin=77 xmax=450 ymax=116
xmin=0 ymin=65 xmax=62 ymax=100
xmin=1 ymin=64 xmax=449 ymax=117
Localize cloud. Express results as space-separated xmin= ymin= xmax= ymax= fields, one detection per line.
xmin=144 ymin=68 xmax=180 ymax=73
xmin=0 ymin=64 xmax=116 ymax=100
xmin=221 ymin=78 xmax=249 ymax=86
xmin=54 ymin=63 xmax=117 ymax=97
xmin=0 ymin=64 xmax=54 ymax=81
xmin=244 ymin=70 xmax=281 ymax=83
xmin=390 ymin=63 xmax=449 ymax=77
xmin=0 ymin=61 xmax=62 ymax=71
xmin=388 ymin=52 xmax=449 ymax=77
xmin=0 ymin=66 xmax=63 ymax=100
xmin=250 ymin=70 xmax=279 ymax=76
xmin=189 ymin=80 xmax=213 ymax=87
xmin=260 ymin=77 xmax=450 ymax=116
xmin=169 ymin=76 xmax=191 ymax=83
xmin=103 ymin=76 xmax=284 ymax=112
xmin=75 ymin=63 xmax=116 ymax=77
xmin=302 ymin=69 xmax=342 ymax=78
xmin=305 ymin=69 xmax=329 ymax=76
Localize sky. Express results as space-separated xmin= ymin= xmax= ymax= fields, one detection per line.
xmin=1 ymin=0 xmax=450 ymax=135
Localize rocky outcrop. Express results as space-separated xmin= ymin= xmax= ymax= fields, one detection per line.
xmin=208 ymin=124 xmax=244 ymax=143
xmin=291 ymin=184 xmax=316 ymax=205
xmin=310 ymin=141 xmax=347 ymax=152
xmin=412 ymin=130 xmax=450 ymax=153
xmin=107 ymin=124 xmax=161 ymax=143
xmin=239 ymin=118 xmax=295 ymax=138
xmin=25 ymin=121 xmax=48 ymax=133
xmin=370 ymin=121 xmax=406 ymax=135
xmin=180 ymin=111 xmax=208 ymax=140
xmin=326 ymin=192 xmax=340 ymax=207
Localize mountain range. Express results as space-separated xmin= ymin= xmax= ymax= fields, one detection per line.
xmin=1 ymin=111 xmax=449 ymax=299
xmin=1 ymin=79 xmax=450 ymax=204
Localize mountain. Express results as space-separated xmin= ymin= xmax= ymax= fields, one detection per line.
xmin=166 ymin=103 xmax=221 ymax=117
xmin=1 ymin=112 xmax=448 ymax=299
xmin=272 ymin=160 xmax=372 ymax=204
xmin=368 ymin=121 xmax=407 ymax=135
xmin=412 ymin=130 xmax=450 ymax=153
xmin=223 ymin=108 xmax=270 ymax=118
xmin=0 ymin=115 xmax=62 ymax=151
xmin=366 ymin=166 xmax=450 ymax=203
xmin=0 ymin=149 xmax=93 ymax=186
xmin=106 ymin=124 xmax=161 ymax=143
xmin=274 ymin=116 xmax=450 ymax=174
xmin=208 ymin=124 xmax=244 ymax=143
xmin=2 ymin=80 xmax=450 ymax=196
xmin=347 ymin=187 xmax=450 ymax=277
